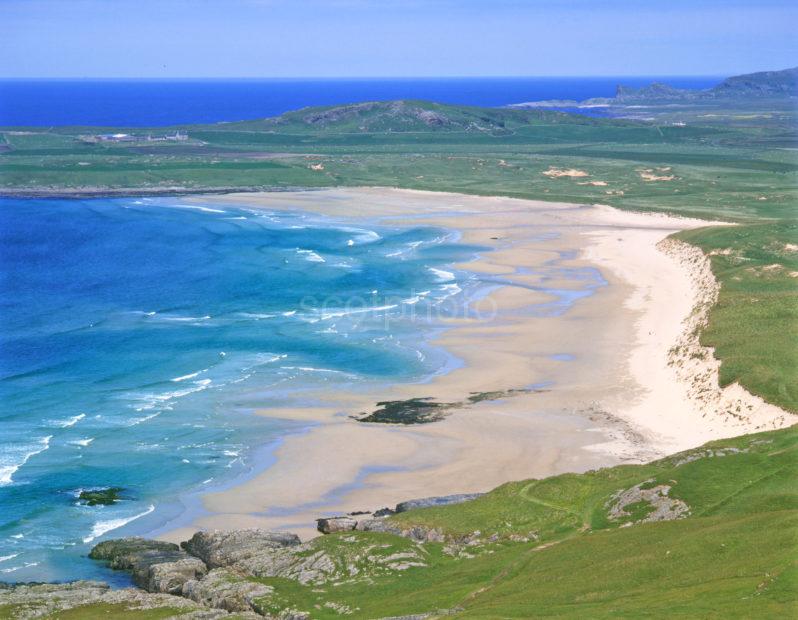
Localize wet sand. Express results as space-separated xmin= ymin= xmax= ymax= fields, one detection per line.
xmin=161 ymin=188 xmax=794 ymax=542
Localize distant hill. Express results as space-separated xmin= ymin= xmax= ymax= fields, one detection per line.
xmin=511 ymin=67 xmax=798 ymax=108
xmin=615 ymin=66 xmax=798 ymax=101
xmin=711 ymin=67 xmax=798 ymax=97
xmin=224 ymin=99 xmax=619 ymax=133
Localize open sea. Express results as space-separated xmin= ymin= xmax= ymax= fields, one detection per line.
xmin=0 ymin=77 xmax=720 ymax=126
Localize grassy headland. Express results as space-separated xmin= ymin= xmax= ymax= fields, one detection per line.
xmin=246 ymin=425 xmax=797 ymax=618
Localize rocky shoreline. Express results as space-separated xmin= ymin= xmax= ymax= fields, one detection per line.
xmin=0 ymin=494 xmax=481 ymax=619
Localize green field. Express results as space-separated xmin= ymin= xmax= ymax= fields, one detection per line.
xmin=1 ymin=99 xmax=796 ymax=410
xmin=235 ymin=426 xmax=798 ymax=619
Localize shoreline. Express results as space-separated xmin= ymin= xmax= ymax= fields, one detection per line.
xmin=156 ymin=187 xmax=795 ymax=543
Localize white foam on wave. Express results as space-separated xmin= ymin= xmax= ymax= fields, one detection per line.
xmin=280 ymin=366 xmax=357 ymax=378
xmin=82 ymin=504 xmax=155 ymax=544
xmin=69 ymin=438 xmax=94 ymax=447
xmin=281 ymin=310 xmax=297 ymax=317
xmin=0 ymin=554 xmax=19 ymax=563
xmin=437 ymin=283 xmax=462 ymax=299
xmin=238 ymin=312 xmax=277 ymax=320
xmin=171 ymin=371 xmax=201 ymax=382
xmin=318 ymin=303 xmax=398 ymax=321
xmin=168 ymin=204 xmax=227 ymax=214
xmin=1 ymin=561 xmax=39 ymax=574
xmin=386 ymin=240 xmax=423 ymax=258
xmin=51 ymin=413 xmax=85 ymax=428
xmin=131 ymin=378 xmax=213 ymax=412
xmin=127 ymin=413 xmax=160 ymax=427
xmin=156 ymin=315 xmax=212 ymax=323
xmin=428 ymin=267 xmax=456 ymax=282
xmin=0 ymin=436 xmax=52 ymax=486
xmin=339 ymin=227 xmax=381 ymax=245
xmin=296 ymin=249 xmax=326 ymax=263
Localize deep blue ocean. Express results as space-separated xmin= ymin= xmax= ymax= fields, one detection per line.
xmin=0 ymin=77 xmax=720 ymax=126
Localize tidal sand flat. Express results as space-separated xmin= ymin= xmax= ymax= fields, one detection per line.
xmin=163 ymin=188 xmax=794 ymax=541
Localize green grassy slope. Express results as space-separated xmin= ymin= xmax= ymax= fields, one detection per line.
xmin=676 ymin=224 xmax=798 ymax=410
xmin=1 ymin=99 xmax=796 ymax=410
xmin=4 ymin=427 xmax=793 ymax=619
xmin=242 ymin=426 xmax=797 ymax=618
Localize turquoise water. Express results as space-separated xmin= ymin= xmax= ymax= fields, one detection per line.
xmin=0 ymin=196 xmax=488 ymax=583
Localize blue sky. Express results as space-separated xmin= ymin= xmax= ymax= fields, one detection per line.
xmin=1 ymin=0 xmax=795 ymax=78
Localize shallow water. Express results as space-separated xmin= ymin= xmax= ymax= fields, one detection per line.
xmin=0 ymin=195 xmax=607 ymax=583
xmin=0 ymin=196 xmax=487 ymax=582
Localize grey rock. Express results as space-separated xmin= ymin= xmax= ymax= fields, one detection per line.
xmin=372 ymin=507 xmax=396 ymax=517
xmin=144 ymin=556 xmax=208 ymax=595
xmin=89 ymin=537 xmax=207 ymax=594
xmin=607 ymin=480 xmax=690 ymax=524
xmin=395 ymin=493 xmax=483 ymax=513
xmin=182 ymin=568 xmax=273 ymax=613
xmin=182 ymin=529 xmax=301 ymax=569
xmin=316 ymin=516 xmax=358 ymax=534
xmin=0 ymin=580 xmax=205 ymax=619
xmin=88 ymin=537 xmax=180 ymax=565
xmin=356 ymin=518 xmax=403 ymax=535
xmin=357 ymin=518 xmax=445 ymax=544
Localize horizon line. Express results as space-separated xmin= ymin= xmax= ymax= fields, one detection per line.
xmin=0 ymin=74 xmax=727 ymax=81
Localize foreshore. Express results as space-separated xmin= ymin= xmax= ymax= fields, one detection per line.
xmin=160 ymin=187 xmax=795 ymax=542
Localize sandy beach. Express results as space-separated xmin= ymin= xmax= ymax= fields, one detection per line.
xmin=161 ymin=188 xmax=795 ymax=542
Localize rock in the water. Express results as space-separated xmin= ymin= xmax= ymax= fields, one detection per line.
xmin=182 ymin=568 xmax=273 ymax=614
xmin=316 ymin=516 xmax=358 ymax=534
xmin=181 ymin=529 xmax=301 ymax=569
xmin=90 ymin=537 xmax=207 ymax=594
xmin=89 ymin=537 xmax=180 ymax=563
xmin=77 ymin=486 xmax=124 ymax=506
xmin=395 ymin=493 xmax=483 ymax=513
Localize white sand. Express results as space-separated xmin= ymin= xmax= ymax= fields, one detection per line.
xmin=160 ymin=188 xmax=795 ymax=542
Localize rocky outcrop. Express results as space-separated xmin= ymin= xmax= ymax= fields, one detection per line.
xmin=89 ymin=537 xmax=207 ymax=595
xmin=78 ymin=494 xmax=464 ymax=618
xmin=181 ymin=529 xmax=301 ymax=569
xmin=606 ymin=480 xmax=690 ymax=524
xmin=316 ymin=493 xmax=482 ymax=536
xmin=316 ymin=516 xmax=358 ymax=534
xmin=0 ymin=580 xmax=219 ymax=619
xmin=182 ymin=568 xmax=273 ymax=614
xmin=395 ymin=493 xmax=483 ymax=513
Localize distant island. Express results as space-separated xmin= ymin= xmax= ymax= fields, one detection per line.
xmin=508 ymin=66 xmax=798 ymax=109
